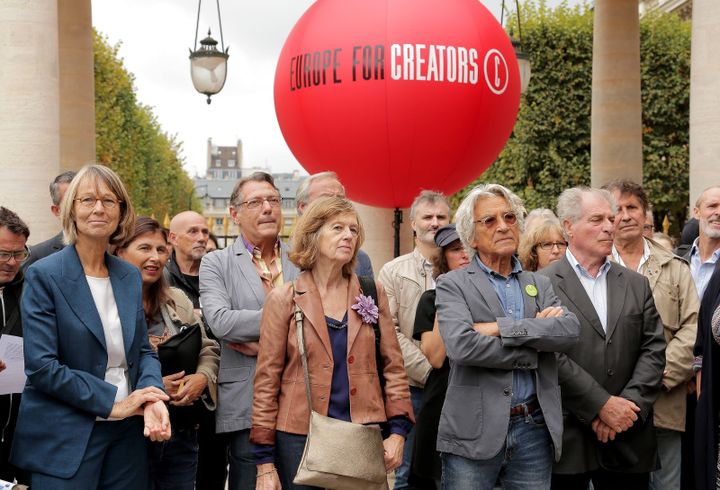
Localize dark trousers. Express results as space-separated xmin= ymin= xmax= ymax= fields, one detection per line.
xmin=551 ymin=470 xmax=649 ymax=489
xmin=275 ymin=431 xmax=321 ymax=490
xmin=0 ymin=394 xmax=29 ymax=485
xmin=31 ymin=418 xmax=148 ymax=489
xmin=228 ymin=429 xmax=256 ymax=490
xmin=148 ymin=427 xmax=199 ymax=490
xmin=195 ymin=409 xmax=229 ymax=490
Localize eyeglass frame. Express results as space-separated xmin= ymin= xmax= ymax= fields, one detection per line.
xmin=74 ymin=196 xmax=123 ymax=209
xmin=536 ymin=240 xmax=568 ymax=251
xmin=0 ymin=246 xmax=31 ymax=264
xmin=236 ymin=196 xmax=282 ymax=210
xmin=473 ymin=211 xmax=518 ymax=229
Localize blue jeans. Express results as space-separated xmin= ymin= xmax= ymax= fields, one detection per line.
xmin=394 ymin=385 xmax=424 ymax=489
xmin=441 ymin=408 xmax=553 ymax=490
xmin=228 ymin=429 xmax=256 ymax=490
xmin=275 ymin=431 xmax=322 ymax=490
xmin=148 ymin=427 xmax=199 ymax=490
xmin=649 ymin=427 xmax=681 ymax=490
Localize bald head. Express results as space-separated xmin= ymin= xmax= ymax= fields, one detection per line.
xmin=296 ymin=173 xmax=346 ymax=215
xmin=694 ymin=186 xmax=720 ymax=240
xmin=169 ymin=211 xmax=209 ymax=264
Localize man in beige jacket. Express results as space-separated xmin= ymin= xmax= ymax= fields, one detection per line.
xmin=378 ymin=190 xmax=450 ymax=489
xmin=605 ymin=180 xmax=699 ymax=490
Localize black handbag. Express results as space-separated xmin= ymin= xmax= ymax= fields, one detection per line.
xmin=157 ymin=322 xmax=202 ymax=377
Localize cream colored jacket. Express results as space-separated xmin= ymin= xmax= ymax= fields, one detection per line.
xmin=614 ymin=238 xmax=699 ymax=431
xmin=378 ymin=248 xmax=433 ymax=388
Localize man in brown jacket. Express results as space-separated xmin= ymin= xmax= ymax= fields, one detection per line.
xmin=605 ymin=180 xmax=699 ymax=490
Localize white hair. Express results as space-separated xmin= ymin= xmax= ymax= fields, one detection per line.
xmin=455 ymin=184 xmax=526 ymax=258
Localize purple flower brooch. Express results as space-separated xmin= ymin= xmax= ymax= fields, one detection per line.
xmin=351 ymin=294 xmax=379 ymax=325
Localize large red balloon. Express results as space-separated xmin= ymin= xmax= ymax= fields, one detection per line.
xmin=275 ymin=0 xmax=520 ymax=208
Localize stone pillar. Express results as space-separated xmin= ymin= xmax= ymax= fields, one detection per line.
xmin=689 ymin=0 xmax=720 ymax=208
xmin=58 ymin=0 xmax=95 ymax=172
xmin=590 ymin=0 xmax=643 ymax=187
xmin=354 ymin=203 xmax=414 ymax=272
xmin=0 ymin=1 xmax=60 ymax=242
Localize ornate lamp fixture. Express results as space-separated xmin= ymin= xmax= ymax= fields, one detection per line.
xmin=502 ymin=0 xmax=532 ymax=93
xmin=189 ymin=0 xmax=229 ymax=104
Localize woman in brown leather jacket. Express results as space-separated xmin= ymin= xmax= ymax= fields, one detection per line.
xmin=250 ymin=197 xmax=414 ymax=489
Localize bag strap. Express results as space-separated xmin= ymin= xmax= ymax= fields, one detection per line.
xmin=293 ymin=282 xmax=314 ymax=412
xmin=358 ymin=276 xmax=385 ymax=391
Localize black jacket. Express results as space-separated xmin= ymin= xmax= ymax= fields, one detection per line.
xmin=694 ymin=261 xmax=720 ymax=489
xmin=164 ymin=252 xmax=200 ymax=308
xmin=24 ymin=232 xmax=64 ymax=270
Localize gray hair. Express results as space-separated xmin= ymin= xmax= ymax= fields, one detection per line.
xmin=296 ymin=171 xmax=342 ymax=211
xmin=409 ymin=190 xmax=450 ymax=220
xmin=455 ymin=184 xmax=526 ymax=258
xmin=556 ymin=187 xmax=617 ymax=225
xmin=50 ymin=171 xmax=77 ymax=206
xmin=229 ymin=172 xmax=278 ymax=207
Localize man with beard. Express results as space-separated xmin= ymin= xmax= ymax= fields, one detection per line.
xmin=685 ymin=186 xmax=720 ymax=299
xmin=166 ymin=211 xmax=209 ymax=313
xmin=166 ymin=211 xmax=226 ymax=490
xmin=378 ymin=190 xmax=450 ymax=489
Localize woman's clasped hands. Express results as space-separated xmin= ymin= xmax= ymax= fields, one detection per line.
xmin=109 ymin=386 xmax=171 ymax=441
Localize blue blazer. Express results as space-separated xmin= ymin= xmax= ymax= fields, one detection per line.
xmin=10 ymin=245 xmax=163 ymax=478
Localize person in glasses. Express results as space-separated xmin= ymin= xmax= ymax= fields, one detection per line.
xmin=11 ymin=164 xmax=170 ymax=489
xmin=518 ymin=218 xmax=568 ymax=272
xmin=0 ymin=207 xmax=31 ymax=486
xmin=435 ymin=183 xmax=580 ymax=489
xmin=603 ymin=180 xmax=698 ymax=490
xmin=199 ymin=172 xmax=299 ymax=489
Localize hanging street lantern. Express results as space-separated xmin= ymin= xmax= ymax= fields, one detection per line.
xmin=189 ymin=1 xmax=229 ymax=104
xmin=502 ymin=0 xmax=532 ymax=94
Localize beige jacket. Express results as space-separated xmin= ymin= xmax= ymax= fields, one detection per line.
xmin=613 ymin=238 xmax=699 ymax=431
xmin=378 ymin=249 xmax=433 ymax=388
xmin=160 ymin=287 xmax=221 ymax=410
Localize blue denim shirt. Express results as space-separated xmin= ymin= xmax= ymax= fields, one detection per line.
xmin=475 ymin=255 xmax=536 ymax=405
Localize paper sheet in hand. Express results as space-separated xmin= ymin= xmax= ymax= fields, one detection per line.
xmin=0 ymin=335 xmax=25 ymax=394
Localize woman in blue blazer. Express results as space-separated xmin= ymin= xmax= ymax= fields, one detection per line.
xmin=11 ymin=164 xmax=171 ymax=489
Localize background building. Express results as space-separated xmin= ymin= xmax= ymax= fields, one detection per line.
xmin=639 ymin=0 xmax=692 ymax=19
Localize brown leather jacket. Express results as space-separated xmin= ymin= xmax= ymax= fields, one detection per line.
xmin=250 ymin=272 xmax=414 ymax=445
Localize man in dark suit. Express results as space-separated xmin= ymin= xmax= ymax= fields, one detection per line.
xmin=24 ymin=170 xmax=75 ymax=268
xmin=539 ymin=187 xmax=666 ymax=489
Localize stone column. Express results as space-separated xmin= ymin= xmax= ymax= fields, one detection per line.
xmin=58 ymin=0 xmax=95 ymax=172
xmin=689 ymin=0 xmax=720 ymax=208
xmin=354 ymin=203 xmax=414 ymax=272
xmin=590 ymin=0 xmax=643 ymax=187
xmin=0 ymin=1 xmax=60 ymax=242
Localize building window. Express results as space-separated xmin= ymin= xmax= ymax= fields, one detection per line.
xmin=215 ymin=160 xmax=221 ymax=167
xmin=215 ymin=218 xmax=223 ymax=225
xmin=228 ymin=159 xmax=235 ymax=167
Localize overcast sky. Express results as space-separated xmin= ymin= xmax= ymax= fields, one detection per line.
xmin=91 ymin=0 xmax=578 ymax=178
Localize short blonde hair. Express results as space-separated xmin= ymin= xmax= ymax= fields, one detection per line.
xmin=60 ymin=164 xmax=135 ymax=246
xmin=290 ymin=197 xmax=365 ymax=277
xmin=518 ymin=218 xmax=564 ymax=272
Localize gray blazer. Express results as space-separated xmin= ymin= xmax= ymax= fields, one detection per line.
xmin=199 ymin=237 xmax=299 ymax=433
xmin=436 ymin=259 xmax=580 ymax=461
xmin=539 ymin=257 xmax=665 ymax=474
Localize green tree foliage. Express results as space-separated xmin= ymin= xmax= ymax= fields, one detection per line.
xmin=94 ymin=31 xmax=200 ymax=218
xmin=453 ymin=2 xmax=691 ymax=234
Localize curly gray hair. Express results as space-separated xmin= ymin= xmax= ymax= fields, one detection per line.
xmin=455 ymin=184 xmax=526 ymax=258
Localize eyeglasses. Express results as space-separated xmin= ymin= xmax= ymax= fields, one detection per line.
xmin=0 ymin=247 xmax=30 ymax=263
xmin=238 ymin=196 xmax=281 ymax=210
xmin=75 ymin=197 xmax=122 ymax=209
xmin=474 ymin=212 xmax=518 ymax=228
xmin=537 ymin=241 xmax=568 ymax=251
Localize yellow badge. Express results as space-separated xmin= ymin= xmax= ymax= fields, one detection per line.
xmin=525 ymin=284 xmax=538 ymax=297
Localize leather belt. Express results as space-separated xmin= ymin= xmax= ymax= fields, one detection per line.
xmin=509 ymin=399 xmax=540 ymax=417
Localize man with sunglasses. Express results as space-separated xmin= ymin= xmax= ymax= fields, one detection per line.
xmin=200 ymin=172 xmax=299 ymax=489
xmin=603 ymin=180 xmax=698 ymax=490
xmin=540 ymin=187 xmax=665 ymax=489
xmin=0 ymin=207 xmax=30 ymax=486
xmin=435 ymin=184 xmax=580 ymax=489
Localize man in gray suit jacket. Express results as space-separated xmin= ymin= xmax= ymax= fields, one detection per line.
xmin=539 ymin=187 xmax=665 ymax=489
xmin=436 ymin=184 xmax=580 ymax=490
xmin=200 ymin=172 xmax=299 ymax=490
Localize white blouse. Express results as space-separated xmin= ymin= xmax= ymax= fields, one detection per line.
xmin=86 ymin=276 xmax=129 ymax=418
